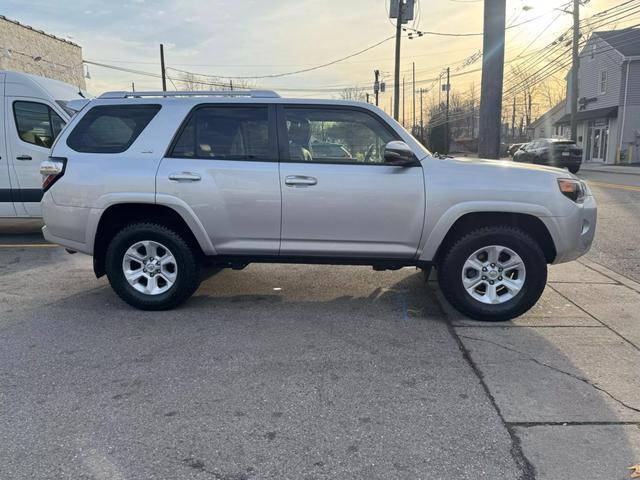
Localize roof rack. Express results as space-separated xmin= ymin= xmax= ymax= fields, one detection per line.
xmin=98 ymin=90 xmax=280 ymax=99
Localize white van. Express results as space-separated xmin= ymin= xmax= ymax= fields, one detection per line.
xmin=0 ymin=71 xmax=85 ymax=217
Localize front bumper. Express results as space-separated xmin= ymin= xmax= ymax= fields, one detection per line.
xmin=546 ymin=194 xmax=597 ymax=264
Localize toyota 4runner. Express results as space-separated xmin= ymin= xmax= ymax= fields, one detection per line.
xmin=40 ymin=90 xmax=597 ymax=321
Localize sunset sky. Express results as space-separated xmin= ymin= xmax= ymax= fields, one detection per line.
xmin=3 ymin=0 xmax=635 ymax=117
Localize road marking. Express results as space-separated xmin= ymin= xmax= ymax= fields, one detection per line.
xmin=0 ymin=244 xmax=58 ymax=248
xmin=588 ymin=181 xmax=640 ymax=192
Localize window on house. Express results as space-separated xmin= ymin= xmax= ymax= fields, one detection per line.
xmin=599 ymin=70 xmax=608 ymax=95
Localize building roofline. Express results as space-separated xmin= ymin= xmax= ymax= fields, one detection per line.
xmin=592 ymin=28 xmax=640 ymax=60
xmin=0 ymin=15 xmax=80 ymax=48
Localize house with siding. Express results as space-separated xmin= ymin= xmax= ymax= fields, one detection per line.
xmin=528 ymin=100 xmax=567 ymax=140
xmin=556 ymin=28 xmax=640 ymax=165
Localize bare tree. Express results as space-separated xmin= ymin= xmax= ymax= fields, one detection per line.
xmin=538 ymin=76 xmax=565 ymax=110
xmin=339 ymin=87 xmax=367 ymax=102
xmin=176 ymin=72 xmax=256 ymax=91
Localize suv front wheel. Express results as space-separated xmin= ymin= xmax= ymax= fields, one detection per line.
xmin=105 ymin=223 xmax=201 ymax=310
xmin=438 ymin=226 xmax=547 ymax=321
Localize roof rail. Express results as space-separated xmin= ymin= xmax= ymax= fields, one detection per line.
xmin=98 ymin=90 xmax=280 ymax=99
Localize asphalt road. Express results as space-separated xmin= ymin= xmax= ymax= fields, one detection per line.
xmin=578 ymin=169 xmax=640 ymax=283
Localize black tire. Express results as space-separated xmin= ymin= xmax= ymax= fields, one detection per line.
xmin=568 ymin=164 xmax=580 ymax=174
xmin=438 ymin=226 xmax=547 ymax=322
xmin=105 ymin=223 xmax=201 ymax=310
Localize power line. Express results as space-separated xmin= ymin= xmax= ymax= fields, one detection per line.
xmin=167 ymin=35 xmax=396 ymax=80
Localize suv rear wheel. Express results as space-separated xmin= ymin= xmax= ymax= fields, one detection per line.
xmin=438 ymin=226 xmax=547 ymax=321
xmin=105 ymin=223 xmax=201 ymax=310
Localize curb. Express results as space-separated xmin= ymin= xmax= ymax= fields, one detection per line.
xmin=578 ymin=259 xmax=640 ymax=295
xmin=580 ymin=167 xmax=640 ymax=176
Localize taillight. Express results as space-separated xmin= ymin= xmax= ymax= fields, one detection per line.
xmin=40 ymin=157 xmax=67 ymax=192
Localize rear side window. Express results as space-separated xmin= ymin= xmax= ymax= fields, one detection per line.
xmin=67 ymin=104 xmax=161 ymax=153
xmin=13 ymin=101 xmax=66 ymax=148
xmin=169 ymin=106 xmax=272 ymax=160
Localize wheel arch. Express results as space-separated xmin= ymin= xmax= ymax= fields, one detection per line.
xmin=92 ymin=203 xmax=213 ymax=278
xmin=426 ymin=211 xmax=557 ymax=266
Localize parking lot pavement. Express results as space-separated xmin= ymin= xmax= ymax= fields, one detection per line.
xmin=0 ymin=245 xmax=520 ymax=480
xmin=1 ymin=238 xmax=639 ymax=479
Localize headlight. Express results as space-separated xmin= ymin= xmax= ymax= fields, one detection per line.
xmin=558 ymin=178 xmax=585 ymax=203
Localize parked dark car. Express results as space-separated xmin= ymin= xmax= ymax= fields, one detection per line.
xmin=508 ymin=143 xmax=525 ymax=157
xmin=310 ymin=142 xmax=352 ymax=159
xmin=513 ymin=138 xmax=582 ymax=173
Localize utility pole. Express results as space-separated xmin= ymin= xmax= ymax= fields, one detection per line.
xmin=511 ymin=97 xmax=516 ymax=140
xmin=160 ymin=44 xmax=167 ymax=91
xmin=420 ymin=87 xmax=424 ymax=143
xmin=230 ymin=80 xmax=233 ymax=90
xmin=393 ymin=1 xmax=404 ymax=121
xmin=374 ymin=69 xmax=380 ymax=106
xmin=402 ymin=76 xmax=406 ymax=126
xmin=412 ymin=62 xmax=416 ymax=128
xmin=570 ymin=0 xmax=580 ymax=142
xmin=445 ymin=67 xmax=451 ymax=155
xmin=131 ymin=81 xmax=135 ymax=93
xmin=478 ymin=0 xmax=506 ymax=159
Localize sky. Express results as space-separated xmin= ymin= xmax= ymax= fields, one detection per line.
xmin=2 ymin=0 xmax=632 ymax=115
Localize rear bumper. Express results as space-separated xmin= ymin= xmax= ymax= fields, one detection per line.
xmin=541 ymin=155 xmax=582 ymax=167
xmin=547 ymin=194 xmax=597 ymax=264
xmin=41 ymin=190 xmax=96 ymax=255
xmin=42 ymin=225 xmax=91 ymax=254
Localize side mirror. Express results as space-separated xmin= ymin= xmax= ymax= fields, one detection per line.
xmin=383 ymin=141 xmax=418 ymax=167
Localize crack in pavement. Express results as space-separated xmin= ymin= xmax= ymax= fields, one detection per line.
xmin=430 ymin=284 xmax=537 ymax=479
xmin=508 ymin=421 xmax=640 ymax=427
xmin=458 ymin=334 xmax=640 ymax=415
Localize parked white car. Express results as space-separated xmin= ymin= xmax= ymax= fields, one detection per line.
xmin=40 ymin=90 xmax=597 ymax=321
xmin=0 ymin=71 xmax=85 ymax=217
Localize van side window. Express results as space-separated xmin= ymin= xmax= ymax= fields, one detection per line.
xmin=67 ymin=105 xmax=161 ymax=154
xmin=170 ymin=106 xmax=271 ymax=160
xmin=13 ymin=101 xmax=66 ymax=149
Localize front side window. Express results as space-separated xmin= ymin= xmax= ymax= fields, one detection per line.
xmin=170 ymin=106 xmax=271 ymax=160
xmin=599 ymin=70 xmax=608 ymax=95
xmin=67 ymin=104 xmax=161 ymax=153
xmin=283 ymin=107 xmax=397 ymax=164
xmin=13 ymin=101 xmax=66 ymax=148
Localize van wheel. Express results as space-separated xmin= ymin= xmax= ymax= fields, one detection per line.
xmin=105 ymin=223 xmax=200 ymax=310
xmin=568 ymin=165 xmax=580 ymax=174
xmin=438 ymin=226 xmax=547 ymax=322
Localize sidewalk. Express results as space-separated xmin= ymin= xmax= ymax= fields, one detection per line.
xmin=431 ymin=258 xmax=640 ymax=480
xmin=580 ymin=163 xmax=640 ymax=175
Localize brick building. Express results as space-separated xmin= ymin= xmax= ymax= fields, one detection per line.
xmin=0 ymin=15 xmax=85 ymax=89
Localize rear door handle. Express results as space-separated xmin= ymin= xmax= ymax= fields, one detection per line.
xmin=16 ymin=155 xmax=32 ymax=161
xmin=168 ymin=172 xmax=201 ymax=182
xmin=284 ymin=175 xmax=317 ymax=187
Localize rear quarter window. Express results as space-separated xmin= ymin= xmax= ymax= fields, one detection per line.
xmin=66 ymin=104 xmax=161 ymax=153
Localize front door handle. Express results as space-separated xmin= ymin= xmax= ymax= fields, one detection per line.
xmin=285 ymin=175 xmax=317 ymax=187
xmin=16 ymin=155 xmax=32 ymax=161
xmin=168 ymin=172 xmax=201 ymax=182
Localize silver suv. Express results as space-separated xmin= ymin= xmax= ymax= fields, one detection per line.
xmin=40 ymin=90 xmax=596 ymax=321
